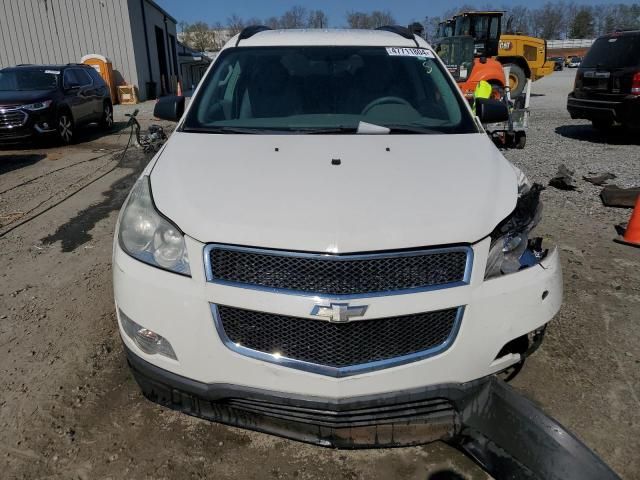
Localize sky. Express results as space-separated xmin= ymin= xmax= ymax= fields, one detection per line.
xmin=154 ymin=0 xmax=636 ymax=26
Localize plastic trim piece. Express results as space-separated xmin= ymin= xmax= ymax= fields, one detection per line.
xmin=376 ymin=25 xmax=420 ymax=47
xmin=236 ymin=25 xmax=272 ymax=46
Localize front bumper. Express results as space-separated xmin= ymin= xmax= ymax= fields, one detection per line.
xmin=126 ymin=345 xmax=618 ymax=479
xmin=114 ymin=236 xmax=563 ymax=399
xmin=567 ymin=93 xmax=640 ymax=125
xmin=125 ymin=343 xmax=460 ymax=447
xmin=0 ymin=108 xmax=56 ymax=142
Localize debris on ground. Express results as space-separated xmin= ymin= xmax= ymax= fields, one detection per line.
xmin=583 ymin=172 xmax=616 ymax=186
xmin=549 ymin=164 xmax=577 ymax=191
xmin=600 ymin=185 xmax=640 ymax=208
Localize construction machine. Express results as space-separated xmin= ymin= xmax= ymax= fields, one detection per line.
xmin=436 ymin=35 xmax=530 ymax=148
xmin=436 ymin=11 xmax=554 ymax=97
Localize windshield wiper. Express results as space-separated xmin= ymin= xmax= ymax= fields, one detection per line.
xmin=289 ymin=127 xmax=358 ymax=134
xmin=385 ymin=125 xmax=441 ymax=134
xmin=299 ymin=125 xmax=440 ymax=134
xmin=182 ymin=126 xmax=273 ymax=134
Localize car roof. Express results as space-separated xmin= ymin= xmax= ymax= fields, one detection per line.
xmin=0 ymin=64 xmax=90 ymax=72
xmin=232 ymin=28 xmax=427 ymax=48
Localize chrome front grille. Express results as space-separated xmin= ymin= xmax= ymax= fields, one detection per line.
xmin=0 ymin=108 xmax=27 ymax=129
xmin=213 ymin=304 xmax=463 ymax=376
xmin=205 ymin=244 xmax=472 ymax=297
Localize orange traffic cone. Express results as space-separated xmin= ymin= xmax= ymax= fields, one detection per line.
xmin=615 ymin=195 xmax=640 ymax=248
xmin=176 ymin=80 xmax=182 ymax=97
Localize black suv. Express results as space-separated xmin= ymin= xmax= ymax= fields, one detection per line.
xmin=0 ymin=64 xmax=113 ymax=144
xmin=567 ymin=30 xmax=640 ymax=131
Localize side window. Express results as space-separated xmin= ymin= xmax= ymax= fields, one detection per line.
xmin=63 ymin=69 xmax=78 ymax=88
xmin=490 ymin=17 xmax=499 ymax=38
xmin=86 ymin=68 xmax=105 ymax=86
xmin=74 ymin=69 xmax=93 ymax=87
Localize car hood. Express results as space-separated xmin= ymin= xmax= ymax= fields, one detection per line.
xmin=0 ymin=90 xmax=54 ymax=106
xmin=151 ymin=132 xmax=518 ymax=252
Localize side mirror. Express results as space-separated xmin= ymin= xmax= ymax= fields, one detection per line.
xmin=476 ymin=98 xmax=509 ymax=124
xmin=154 ymin=95 xmax=185 ymax=122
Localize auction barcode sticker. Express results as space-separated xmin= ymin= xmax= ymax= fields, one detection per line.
xmin=386 ymin=47 xmax=434 ymax=58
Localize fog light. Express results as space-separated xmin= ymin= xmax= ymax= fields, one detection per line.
xmin=119 ymin=309 xmax=177 ymax=360
xmin=42 ymin=122 xmax=49 ymax=129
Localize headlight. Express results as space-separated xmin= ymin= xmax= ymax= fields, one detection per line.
xmin=21 ymin=100 xmax=53 ymax=111
xmin=485 ymin=183 xmax=545 ymax=279
xmin=118 ymin=176 xmax=190 ymax=275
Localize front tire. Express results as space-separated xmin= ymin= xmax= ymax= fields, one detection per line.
xmin=505 ymin=64 xmax=527 ymax=98
xmin=57 ymin=112 xmax=74 ymax=145
xmin=100 ymin=101 xmax=114 ymax=130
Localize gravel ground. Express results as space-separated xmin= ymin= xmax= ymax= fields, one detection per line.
xmin=0 ymin=69 xmax=638 ymax=479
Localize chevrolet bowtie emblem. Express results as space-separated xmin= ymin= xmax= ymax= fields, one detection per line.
xmin=310 ymin=303 xmax=368 ymax=323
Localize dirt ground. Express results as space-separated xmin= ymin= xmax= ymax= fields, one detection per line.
xmin=0 ymin=70 xmax=638 ymax=479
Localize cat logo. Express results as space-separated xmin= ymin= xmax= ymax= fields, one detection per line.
xmin=499 ymin=41 xmax=513 ymax=50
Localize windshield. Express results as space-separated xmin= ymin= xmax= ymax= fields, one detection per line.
xmin=582 ymin=36 xmax=640 ymax=69
xmin=183 ymin=46 xmax=476 ymax=134
xmin=0 ymin=70 xmax=58 ymax=91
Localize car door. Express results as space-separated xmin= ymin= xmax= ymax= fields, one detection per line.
xmin=85 ymin=68 xmax=109 ymax=116
xmin=62 ymin=69 xmax=91 ymax=124
xmin=73 ymin=68 xmax=100 ymax=122
xmin=79 ymin=68 xmax=106 ymax=120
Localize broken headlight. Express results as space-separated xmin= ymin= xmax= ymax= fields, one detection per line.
xmin=485 ymin=183 xmax=545 ymax=279
xmin=118 ymin=176 xmax=190 ymax=276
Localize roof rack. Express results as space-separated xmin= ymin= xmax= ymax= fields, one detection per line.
xmin=236 ymin=25 xmax=272 ymax=47
xmin=376 ymin=25 xmax=420 ymax=47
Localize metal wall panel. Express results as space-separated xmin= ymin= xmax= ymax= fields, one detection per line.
xmin=0 ymin=0 xmax=139 ymax=87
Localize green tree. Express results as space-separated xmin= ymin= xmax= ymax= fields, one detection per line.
xmin=570 ymin=8 xmax=595 ymax=39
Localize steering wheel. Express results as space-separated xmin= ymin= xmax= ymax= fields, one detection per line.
xmin=361 ymin=96 xmax=412 ymax=115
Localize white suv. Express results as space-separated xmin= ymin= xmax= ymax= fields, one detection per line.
xmin=113 ymin=27 xmax=562 ymax=448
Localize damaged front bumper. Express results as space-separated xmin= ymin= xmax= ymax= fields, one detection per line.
xmin=126 ymin=346 xmax=619 ymax=480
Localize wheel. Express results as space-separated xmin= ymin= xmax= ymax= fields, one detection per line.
xmin=592 ymin=119 xmax=613 ymax=132
xmin=100 ymin=101 xmax=114 ymax=130
xmin=57 ymin=112 xmax=74 ymax=145
xmin=515 ymin=132 xmax=526 ymax=149
xmin=505 ymin=64 xmax=527 ymax=98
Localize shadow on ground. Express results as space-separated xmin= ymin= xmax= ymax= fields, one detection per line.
xmin=428 ymin=470 xmax=467 ymax=479
xmin=555 ymin=124 xmax=640 ymax=145
xmin=0 ymin=121 xmax=131 ymax=151
xmin=41 ymin=149 xmax=149 ymax=252
xmin=0 ymin=153 xmax=47 ymax=175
